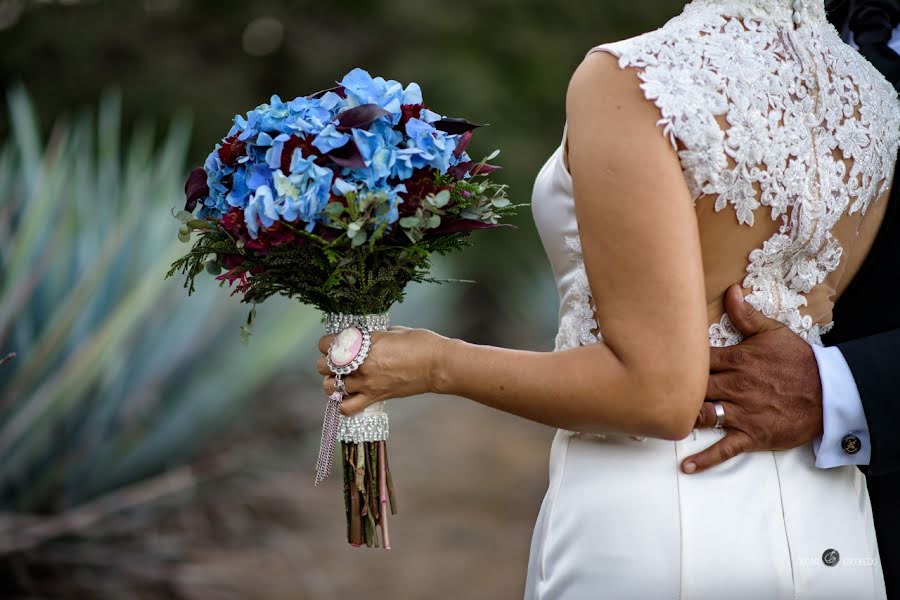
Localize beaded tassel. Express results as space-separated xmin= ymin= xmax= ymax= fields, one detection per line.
xmin=315 ymin=389 xmax=343 ymax=485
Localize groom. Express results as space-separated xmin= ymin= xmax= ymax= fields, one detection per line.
xmin=686 ymin=0 xmax=900 ymax=594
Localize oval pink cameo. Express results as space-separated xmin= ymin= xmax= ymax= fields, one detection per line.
xmin=328 ymin=325 xmax=364 ymax=367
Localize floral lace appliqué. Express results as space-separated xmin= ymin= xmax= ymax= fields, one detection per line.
xmin=580 ymin=0 xmax=900 ymax=347
xmin=554 ymin=235 xmax=602 ymax=352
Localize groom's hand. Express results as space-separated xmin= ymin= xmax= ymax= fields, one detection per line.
xmin=681 ymin=284 xmax=824 ymax=474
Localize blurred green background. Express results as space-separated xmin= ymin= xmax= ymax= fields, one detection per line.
xmin=0 ymin=0 xmax=684 ymax=598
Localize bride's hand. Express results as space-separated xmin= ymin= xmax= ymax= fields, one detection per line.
xmin=316 ymin=326 xmax=448 ymax=416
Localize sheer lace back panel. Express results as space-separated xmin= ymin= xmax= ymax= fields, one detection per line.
xmin=543 ymin=0 xmax=900 ymax=350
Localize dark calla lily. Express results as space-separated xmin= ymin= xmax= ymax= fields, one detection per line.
xmin=470 ymin=162 xmax=501 ymax=175
xmin=335 ymin=104 xmax=392 ymax=132
xmin=448 ymin=161 xmax=502 ymax=180
xmin=184 ymin=166 xmax=209 ymax=212
xmin=433 ymin=117 xmax=484 ymax=135
xmin=454 ymin=130 xmax=474 ymax=158
xmin=327 ymin=139 xmax=367 ymax=169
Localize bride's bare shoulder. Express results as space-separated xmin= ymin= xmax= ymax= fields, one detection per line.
xmin=567 ymin=49 xmax=636 ymax=104
xmin=565 ymin=48 xmax=672 ymax=154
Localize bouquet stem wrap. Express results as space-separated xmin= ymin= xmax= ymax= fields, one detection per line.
xmin=324 ymin=312 xmax=397 ymax=549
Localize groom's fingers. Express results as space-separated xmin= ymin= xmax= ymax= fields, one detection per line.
xmin=694 ymin=401 xmax=720 ymax=428
xmin=722 ymin=284 xmax=764 ymax=337
xmin=681 ymin=430 xmax=753 ymax=474
xmin=723 ymin=283 xmax=781 ymax=338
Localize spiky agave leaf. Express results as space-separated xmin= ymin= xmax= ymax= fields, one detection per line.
xmin=0 ymin=86 xmax=315 ymax=513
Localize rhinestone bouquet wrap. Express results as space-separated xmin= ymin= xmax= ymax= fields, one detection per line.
xmin=323 ymin=312 xmax=397 ymax=548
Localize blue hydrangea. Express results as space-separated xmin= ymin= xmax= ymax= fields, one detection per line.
xmin=194 ymin=68 xmax=474 ymax=238
xmin=197 ymin=150 xmax=233 ymax=219
xmin=339 ymin=68 xmax=423 ymax=125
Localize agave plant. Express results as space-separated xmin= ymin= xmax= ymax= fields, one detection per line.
xmin=0 ymin=86 xmax=328 ymax=515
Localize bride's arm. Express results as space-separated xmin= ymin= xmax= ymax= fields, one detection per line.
xmin=318 ymin=53 xmax=709 ymax=441
xmin=432 ymin=53 xmax=708 ymax=440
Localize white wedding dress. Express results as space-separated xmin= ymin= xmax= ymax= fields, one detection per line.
xmin=525 ymin=1 xmax=900 ymax=598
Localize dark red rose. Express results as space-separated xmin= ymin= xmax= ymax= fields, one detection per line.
xmin=400 ymin=103 xmax=423 ymax=127
xmin=217 ymin=134 xmax=247 ymax=166
xmin=184 ymin=167 xmax=209 ymax=212
xmin=265 ymin=221 xmax=300 ymax=247
xmin=280 ymin=134 xmax=320 ymax=172
xmin=244 ymin=238 xmax=268 ymax=253
xmin=219 ymin=254 xmax=245 ymax=270
xmin=219 ymin=207 xmax=247 ymax=239
xmin=397 ymin=168 xmax=443 ymax=216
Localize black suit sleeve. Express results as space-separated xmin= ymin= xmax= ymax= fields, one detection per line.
xmin=838 ymin=328 xmax=900 ymax=477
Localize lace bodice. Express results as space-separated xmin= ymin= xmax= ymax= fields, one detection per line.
xmin=532 ymin=0 xmax=900 ymax=352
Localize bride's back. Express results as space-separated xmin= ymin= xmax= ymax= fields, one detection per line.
xmin=591 ymin=0 xmax=900 ymax=345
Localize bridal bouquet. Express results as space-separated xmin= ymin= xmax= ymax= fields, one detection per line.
xmin=167 ymin=68 xmax=518 ymax=548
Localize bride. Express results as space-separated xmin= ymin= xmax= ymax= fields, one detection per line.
xmin=317 ymin=0 xmax=899 ymax=596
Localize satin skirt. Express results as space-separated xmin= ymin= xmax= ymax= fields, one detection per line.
xmin=524 ymin=428 xmax=885 ymax=599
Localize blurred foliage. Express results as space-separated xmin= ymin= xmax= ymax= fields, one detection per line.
xmin=0 ymin=0 xmax=687 ymax=344
xmin=0 ymin=86 xmax=319 ymax=515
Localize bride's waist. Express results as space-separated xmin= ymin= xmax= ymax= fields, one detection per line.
xmin=558 ymin=427 xmax=725 ymax=444
xmin=556 ymin=427 xmax=815 ymax=457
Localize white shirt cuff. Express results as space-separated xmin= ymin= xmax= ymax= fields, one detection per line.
xmin=811 ymin=345 xmax=871 ymax=468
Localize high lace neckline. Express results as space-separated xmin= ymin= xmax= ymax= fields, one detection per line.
xmin=685 ymin=0 xmax=828 ymax=28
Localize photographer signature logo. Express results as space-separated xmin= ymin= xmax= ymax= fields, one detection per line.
xmin=796 ymin=549 xmax=878 ymax=568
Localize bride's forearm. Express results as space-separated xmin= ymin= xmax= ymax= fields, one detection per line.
xmin=431 ymin=336 xmax=699 ymax=440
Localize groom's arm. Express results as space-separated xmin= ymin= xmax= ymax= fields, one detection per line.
xmin=837 ymin=329 xmax=900 ymax=476
xmin=681 ymin=284 xmax=900 ymax=476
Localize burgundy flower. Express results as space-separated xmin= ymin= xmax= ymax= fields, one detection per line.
xmin=397 ymin=168 xmax=441 ymax=216
xmin=280 ymin=134 xmax=318 ymax=173
xmin=454 ymin=130 xmax=473 ymax=157
xmin=265 ymin=221 xmax=300 ymax=247
xmin=219 ymin=207 xmax=248 ymax=239
xmin=219 ymin=254 xmax=245 ymax=270
xmin=245 ymin=238 xmax=268 ymax=253
xmin=335 ymin=104 xmax=391 ymax=132
xmin=184 ymin=167 xmax=209 ymax=212
xmin=448 ymin=161 xmax=502 ymax=180
xmin=217 ymin=134 xmax=247 ymax=166
xmin=216 ymin=267 xmax=251 ymax=297
xmin=400 ymin=103 xmax=423 ymax=127
xmin=326 ymin=139 xmax=366 ymax=169
xmin=433 ymin=117 xmax=483 ymax=135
